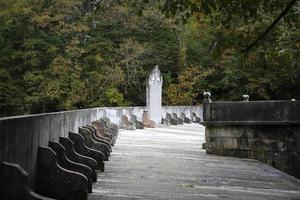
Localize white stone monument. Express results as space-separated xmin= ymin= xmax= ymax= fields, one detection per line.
xmin=146 ymin=65 xmax=163 ymax=124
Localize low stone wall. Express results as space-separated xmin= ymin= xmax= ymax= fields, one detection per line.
xmin=0 ymin=105 xmax=202 ymax=187
xmin=202 ymin=100 xmax=300 ymax=178
xmin=104 ymin=105 xmax=203 ymax=125
xmin=162 ymin=106 xmax=203 ymax=121
xmin=0 ymin=108 xmax=104 ymax=188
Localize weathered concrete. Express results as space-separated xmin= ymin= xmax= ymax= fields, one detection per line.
xmin=191 ymin=112 xmax=201 ymax=123
xmin=172 ymin=113 xmax=183 ymax=125
xmin=0 ymin=105 xmax=201 ymax=188
xmin=68 ymin=132 xmax=105 ymax=171
xmin=161 ymin=117 xmax=169 ymax=125
xmin=203 ymin=100 xmax=300 ymax=123
xmin=59 ymin=137 xmax=98 ymax=181
xmin=37 ymin=147 xmax=88 ymax=200
xmin=130 ymin=115 xmax=144 ymax=129
xmin=142 ymin=111 xmax=156 ymax=128
xmin=89 ymin=124 xmax=300 ymax=200
xmin=93 ymin=120 xmax=117 ymax=145
xmin=78 ymin=127 xmax=110 ymax=160
xmin=162 ymin=106 xmax=203 ymax=122
xmin=0 ymin=161 xmax=54 ymax=200
xmin=202 ymin=99 xmax=300 ymax=178
xmin=48 ymin=141 xmax=93 ymax=193
xmin=85 ymin=125 xmax=113 ymax=148
xmin=120 ymin=115 xmax=136 ymax=130
xmin=83 ymin=126 xmax=112 ymax=152
xmin=180 ymin=112 xmax=191 ymax=124
xmin=166 ymin=113 xmax=178 ymax=125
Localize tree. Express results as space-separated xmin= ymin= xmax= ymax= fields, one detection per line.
xmin=162 ymin=0 xmax=300 ymax=102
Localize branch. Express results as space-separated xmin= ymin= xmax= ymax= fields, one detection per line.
xmin=243 ymin=0 xmax=298 ymax=53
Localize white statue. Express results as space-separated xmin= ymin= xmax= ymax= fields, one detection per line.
xmin=149 ymin=65 xmax=163 ymax=82
xmin=146 ymin=65 xmax=163 ymax=124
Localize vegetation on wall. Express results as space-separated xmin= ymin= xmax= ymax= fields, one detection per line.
xmin=0 ymin=0 xmax=299 ymax=117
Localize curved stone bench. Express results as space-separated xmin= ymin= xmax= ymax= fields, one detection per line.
xmin=92 ymin=121 xmax=116 ymax=144
xmin=85 ymin=125 xmax=112 ymax=150
xmin=37 ymin=146 xmax=88 ymax=200
xmin=92 ymin=121 xmax=115 ymax=141
xmin=78 ymin=127 xmax=110 ymax=161
xmin=101 ymin=118 xmax=119 ymax=135
xmin=59 ymin=137 xmax=97 ymax=182
xmin=93 ymin=120 xmax=115 ymax=139
xmin=130 ymin=115 xmax=144 ymax=129
xmin=120 ymin=115 xmax=136 ymax=130
xmin=83 ymin=125 xmax=112 ymax=152
xmin=161 ymin=117 xmax=169 ymax=125
xmin=48 ymin=141 xmax=93 ymax=193
xmin=172 ymin=113 xmax=183 ymax=124
xmin=69 ymin=132 xmax=105 ymax=172
xmin=0 ymin=161 xmax=54 ymax=200
xmin=99 ymin=118 xmax=119 ymax=138
xmin=180 ymin=112 xmax=191 ymax=123
xmin=142 ymin=111 xmax=156 ymax=128
xmin=100 ymin=117 xmax=119 ymax=136
xmin=192 ymin=112 xmax=201 ymax=123
xmin=166 ymin=113 xmax=178 ymax=125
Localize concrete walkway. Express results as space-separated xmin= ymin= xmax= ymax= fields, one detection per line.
xmin=89 ymin=124 xmax=300 ymax=200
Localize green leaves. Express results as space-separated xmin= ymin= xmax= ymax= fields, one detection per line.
xmin=0 ymin=0 xmax=299 ymax=116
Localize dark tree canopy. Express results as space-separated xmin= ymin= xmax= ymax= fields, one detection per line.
xmin=0 ymin=0 xmax=299 ymax=117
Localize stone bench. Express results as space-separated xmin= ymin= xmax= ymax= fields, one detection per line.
xmin=37 ymin=147 xmax=88 ymax=200
xmin=78 ymin=127 xmax=110 ymax=161
xmin=0 ymin=161 xmax=54 ymax=200
xmin=103 ymin=117 xmax=119 ymax=135
xmin=48 ymin=141 xmax=93 ymax=193
xmin=92 ymin=121 xmax=116 ymax=145
xmin=191 ymin=112 xmax=201 ymax=123
xmin=86 ymin=125 xmax=113 ymax=147
xmin=69 ymin=132 xmax=105 ymax=171
xmin=92 ymin=120 xmax=117 ymax=145
xmin=0 ymin=116 xmax=119 ymax=199
xmin=166 ymin=113 xmax=178 ymax=125
xmin=143 ymin=111 xmax=156 ymax=128
xmin=120 ymin=115 xmax=136 ymax=130
xmin=180 ymin=112 xmax=191 ymax=123
xmin=84 ymin=125 xmax=112 ymax=151
xmin=130 ymin=115 xmax=144 ymax=129
xmin=100 ymin=117 xmax=119 ymax=137
xmin=59 ymin=137 xmax=98 ymax=181
xmin=161 ymin=117 xmax=169 ymax=125
xmin=172 ymin=113 xmax=183 ymax=125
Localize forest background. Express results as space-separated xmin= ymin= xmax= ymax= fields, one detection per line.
xmin=0 ymin=0 xmax=299 ymax=117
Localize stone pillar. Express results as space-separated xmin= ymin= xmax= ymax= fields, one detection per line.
xmin=203 ymin=92 xmax=211 ymax=121
xmin=146 ymin=65 xmax=163 ymax=124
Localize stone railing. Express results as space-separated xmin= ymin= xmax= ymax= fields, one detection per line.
xmin=0 ymin=117 xmax=118 ymax=200
xmin=201 ymin=94 xmax=300 ymax=178
xmin=104 ymin=105 xmax=202 ymax=126
xmin=0 ymin=105 xmax=202 ymax=193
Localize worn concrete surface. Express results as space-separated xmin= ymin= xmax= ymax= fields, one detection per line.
xmin=89 ymin=124 xmax=300 ymax=200
xmin=0 ymin=106 xmax=201 ymax=188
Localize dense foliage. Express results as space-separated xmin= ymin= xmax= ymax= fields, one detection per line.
xmin=163 ymin=0 xmax=300 ymax=102
xmin=0 ymin=0 xmax=299 ymax=117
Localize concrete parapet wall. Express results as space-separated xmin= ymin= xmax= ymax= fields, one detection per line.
xmin=0 ymin=108 xmax=104 ymax=188
xmin=202 ymin=100 xmax=300 ymax=178
xmin=204 ymin=100 xmax=300 ymax=123
xmin=0 ymin=105 xmax=202 ymax=188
